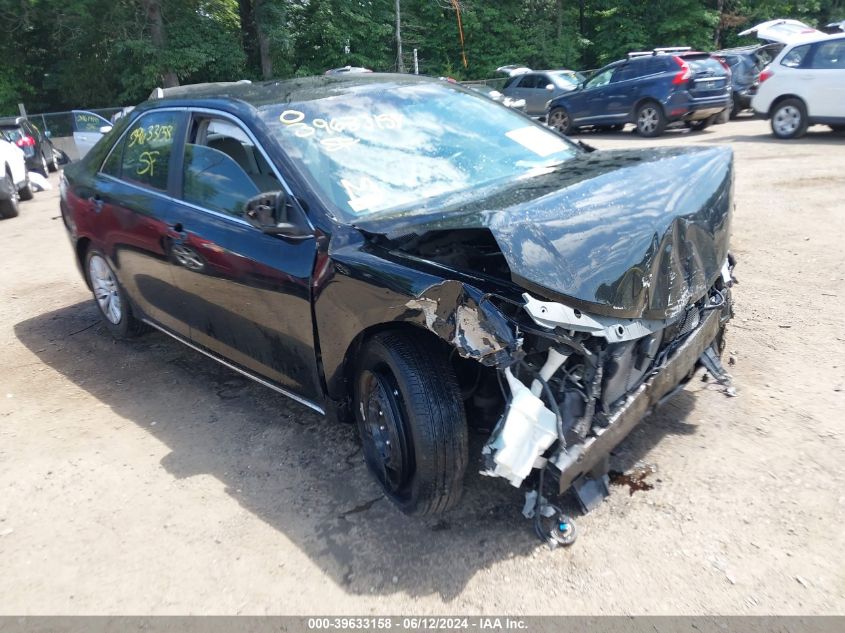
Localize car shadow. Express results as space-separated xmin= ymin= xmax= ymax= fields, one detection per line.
xmin=14 ymin=300 xmax=700 ymax=599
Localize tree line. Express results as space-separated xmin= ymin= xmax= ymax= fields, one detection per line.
xmin=1 ymin=0 xmax=842 ymax=115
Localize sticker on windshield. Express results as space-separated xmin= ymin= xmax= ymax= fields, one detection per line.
xmin=505 ymin=126 xmax=568 ymax=157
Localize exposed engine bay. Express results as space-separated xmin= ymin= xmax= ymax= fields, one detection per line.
xmin=474 ymin=258 xmax=736 ymax=546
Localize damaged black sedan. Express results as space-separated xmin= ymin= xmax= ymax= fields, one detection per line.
xmin=60 ymin=75 xmax=735 ymax=539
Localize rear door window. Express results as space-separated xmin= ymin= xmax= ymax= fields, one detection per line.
xmin=103 ymin=110 xmax=181 ymax=191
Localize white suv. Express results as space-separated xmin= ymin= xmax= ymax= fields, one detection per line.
xmin=752 ymin=33 xmax=845 ymax=138
xmin=0 ymin=137 xmax=33 ymax=219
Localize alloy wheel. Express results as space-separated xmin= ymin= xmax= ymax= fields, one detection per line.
xmin=88 ymin=255 xmax=122 ymax=324
xmin=638 ymin=107 xmax=659 ymax=134
xmin=548 ymin=109 xmax=568 ymax=133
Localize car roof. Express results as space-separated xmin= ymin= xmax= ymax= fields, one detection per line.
xmin=780 ymin=31 xmax=845 ymax=48
xmin=143 ymin=73 xmax=439 ymax=111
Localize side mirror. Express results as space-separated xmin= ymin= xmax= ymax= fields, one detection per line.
xmin=545 ymin=83 xmax=555 ymax=91
xmin=45 ymin=130 xmax=52 ymax=138
xmin=244 ymin=191 xmax=309 ymax=237
xmin=99 ymin=125 xmax=113 ymax=134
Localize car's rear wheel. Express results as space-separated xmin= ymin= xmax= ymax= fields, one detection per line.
xmin=771 ymin=98 xmax=808 ymax=139
xmin=39 ymin=152 xmax=49 ymax=177
xmin=547 ymin=107 xmax=572 ymax=135
xmin=0 ymin=171 xmax=20 ymax=219
xmin=85 ymin=250 xmax=148 ymax=339
xmin=354 ymin=330 xmax=468 ymax=516
xmin=635 ymin=102 xmax=666 ymax=137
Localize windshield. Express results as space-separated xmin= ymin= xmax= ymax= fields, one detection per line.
xmin=259 ymin=80 xmax=578 ymax=220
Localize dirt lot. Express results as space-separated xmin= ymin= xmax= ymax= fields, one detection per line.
xmin=1 ymin=117 xmax=843 ymax=615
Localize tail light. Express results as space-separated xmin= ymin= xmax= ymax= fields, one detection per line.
xmin=671 ymin=56 xmax=692 ymax=85
xmin=15 ymin=135 xmax=35 ymax=148
xmin=758 ymin=67 xmax=773 ymax=84
xmin=715 ymin=56 xmax=732 ymax=78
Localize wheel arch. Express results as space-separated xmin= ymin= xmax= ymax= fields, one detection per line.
xmin=633 ymin=97 xmax=664 ymax=119
xmin=76 ymin=237 xmax=93 ymax=288
xmin=769 ymin=93 xmax=806 ymax=117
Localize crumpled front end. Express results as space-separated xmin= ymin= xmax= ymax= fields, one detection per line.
xmin=480 ymin=256 xmax=736 ymax=493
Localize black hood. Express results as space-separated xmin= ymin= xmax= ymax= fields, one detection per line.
xmin=355 ymin=146 xmax=733 ymax=321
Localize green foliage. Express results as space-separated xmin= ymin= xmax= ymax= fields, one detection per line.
xmin=0 ymin=0 xmax=842 ymax=115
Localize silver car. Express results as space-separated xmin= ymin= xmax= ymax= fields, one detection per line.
xmin=501 ymin=70 xmax=583 ymax=116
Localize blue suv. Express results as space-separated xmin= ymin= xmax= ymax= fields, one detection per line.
xmin=547 ymin=49 xmax=731 ymax=137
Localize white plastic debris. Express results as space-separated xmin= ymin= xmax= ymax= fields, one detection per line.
xmin=28 ymin=171 xmax=52 ymax=192
xmin=530 ymin=348 xmax=569 ymax=397
xmin=487 ymin=367 xmax=558 ymax=487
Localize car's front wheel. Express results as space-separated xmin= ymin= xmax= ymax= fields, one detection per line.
xmin=354 ymin=330 xmax=468 ymax=516
xmin=85 ymin=249 xmax=148 ymax=339
xmin=771 ymin=98 xmax=808 ymax=139
xmin=547 ymin=107 xmax=573 ymax=135
xmin=635 ymin=101 xmax=666 ymax=137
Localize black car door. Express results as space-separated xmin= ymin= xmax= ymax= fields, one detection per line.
xmin=91 ymin=108 xmax=193 ymax=339
xmin=166 ymin=110 xmax=323 ymax=405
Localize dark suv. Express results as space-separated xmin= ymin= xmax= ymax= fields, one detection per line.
xmin=714 ymin=44 xmax=782 ymax=117
xmin=0 ymin=116 xmax=58 ymax=175
xmin=547 ymin=49 xmax=731 ymax=137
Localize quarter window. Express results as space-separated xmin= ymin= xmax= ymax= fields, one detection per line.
xmin=106 ymin=111 xmax=180 ymax=191
xmin=810 ymin=40 xmax=845 ymax=69
xmin=781 ymin=44 xmax=811 ymax=68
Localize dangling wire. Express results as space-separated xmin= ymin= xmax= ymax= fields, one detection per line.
xmin=450 ymin=0 xmax=468 ymax=68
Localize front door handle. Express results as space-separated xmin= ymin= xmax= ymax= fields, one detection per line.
xmin=167 ymin=222 xmax=186 ymax=238
xmin=88 ymin=195 xmax=104 ymax=213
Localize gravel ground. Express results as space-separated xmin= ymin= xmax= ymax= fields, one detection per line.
xmin=0 ymin=117 xmax=843 ymax=615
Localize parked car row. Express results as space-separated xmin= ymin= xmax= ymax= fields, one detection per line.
xmin=494 ymin=18 xmax=843 ymax=140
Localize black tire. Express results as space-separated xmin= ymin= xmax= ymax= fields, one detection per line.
xmin=730 ymin=95 xmax=742 ymax=119
xmin=635 ymin=101 xmax=666 ymax=137
xmin=84 ymin=248 xmax=148 ymax=339
xmin=47 ymin=150 xmax=58 ymax=173
xmin=770 ymin=98 xmax=808 ymax=139
xmin=18 ymin=174 xmax=34 ymax=201
xmin=38 ymin=152 xmax=49 ymax=177
xmin=547 ymin=107 xmax=573 ymax=135
xmin=354 ymin=330 xmax=468 ymax=516
xmin=0 ymin=171 xmax=20 ymax=219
